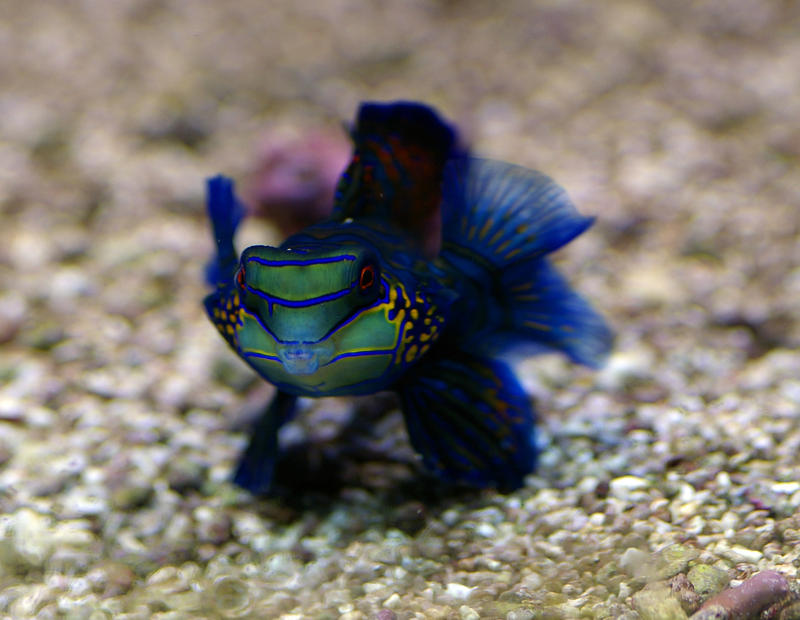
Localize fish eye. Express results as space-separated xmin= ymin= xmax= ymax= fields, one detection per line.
xmin=236 ymin=265 xmax=246 ymax=288
xmin=359 ymin=264 xmax=376 ymax=291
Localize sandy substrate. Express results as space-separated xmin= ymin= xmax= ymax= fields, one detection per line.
xmin=1 ymin=2 xmax=799 ymax=618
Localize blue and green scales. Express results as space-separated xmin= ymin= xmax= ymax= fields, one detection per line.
xmin=204 ymin=101 xmax=612 ymax=493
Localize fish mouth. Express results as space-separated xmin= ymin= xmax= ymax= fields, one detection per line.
xmin=276 ymin=341 xmax=334 ymax=375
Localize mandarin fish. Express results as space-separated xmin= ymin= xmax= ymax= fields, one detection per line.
xmin=204 ymin=101 xmax=612 ymax=494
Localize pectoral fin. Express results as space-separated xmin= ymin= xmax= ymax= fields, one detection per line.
xmin=232 ymin=390 xmax=298 ymax=494
xmin=397 ymin=351 xmax=536 ymax=491
xmin=205 ymin=175 xmax=246 ymax=285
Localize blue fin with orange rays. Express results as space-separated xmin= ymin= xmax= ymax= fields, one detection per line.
xmin=205 ymin=175 xmax=246 ymax=286
xmin=333 ymin=101 xmax=461 ymax=257
xmin=440 ymin=158 xmax=613 ymax=368
xmin=397 ymin=350 xmax=536 ymax=490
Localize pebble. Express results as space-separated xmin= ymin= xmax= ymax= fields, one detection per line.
xmin=1 ymin=510 xmax=55 ymax=571
xmin=631 ymin=583 xmax=688 ymax=620
xmin=382 ymin=593 xmax=401 ymax=609
xmin=596 ymin=349 xmax=654 ymax=389
xmin=61 ymin=489 xmax=108 ymax=518
xmin=95 ymin=562 xmax=137 ymax=598
xmin=620 ymin=548 xmax=650 ymax=579
xmin=459 ymin=605 xmax=480 ymax=620
xmin=687 ymin=565 xmax=729 ymax=599
xmin=714 ymin=541 xmax=764 ymax=565
xmin=444 ymin=583 xmax=474 ymax=601
xmin=609 ymin=475 xmax=651 ymax=501
xmin=209 ymin=576 xmax=251 ymax=617
xmin=194 ymin=506 xmax=232 ymax=545
xmin=111 ymin=485 xmax=154 ymax=511
xmin=166 ymin=457 xmax=207 ymax=494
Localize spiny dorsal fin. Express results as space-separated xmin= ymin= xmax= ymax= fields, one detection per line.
xmin=333 ymin=101 xmax=460 ymax=257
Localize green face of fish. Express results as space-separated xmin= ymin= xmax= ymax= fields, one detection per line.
xmin=231 ymin=245 xmax=406 ymax=393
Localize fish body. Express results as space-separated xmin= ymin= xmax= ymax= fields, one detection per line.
xmin=205 ymin=101 xmax=612 ymax=493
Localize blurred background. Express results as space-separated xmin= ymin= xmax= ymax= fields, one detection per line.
xmin=1 ymin=1 xmax=799 ymax=618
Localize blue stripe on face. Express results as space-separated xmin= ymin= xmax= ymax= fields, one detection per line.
xmin=323 ymin=348 xmax=397 ymax=365
xmin=317 ymin=276 xmax=390 ymax=340
xmin=245 ymin=281 xmax=356 ymax=308
xmin=246 ymin=255 xmax=356 ymax=267
xmin=243 ymin=351 xmax=281 ymax=362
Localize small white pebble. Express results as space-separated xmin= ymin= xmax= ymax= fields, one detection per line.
xmin=719 ymin=511 xmax=740 ymax=531
xmin=609 ymin=475 xmax=650 ymax=501
xmin=383 ymin=593 xmax=401 ymax=609
xmin=26 ymin=405 xmax=58 ymax=428
xmin=771 ymin=481 xmax=800 ymax=494
xmin=595 ymin=349 xmax=653 ymax=389
xmin=482 ymin=558 xmax=502 ymax=570
xmin=619 ymin=547 xmax=649 ymax=577
xmin=715 ymin=471 xmax=731 ymax=489
xmin=576 ymin=476 xmax=599 ymax=494
xmin=444 ymin=583 xmax=474 ymax=601
xmin=729 ymin=545 xmax=763 ymax=563
xmin=147 ymin=566 xmax=179 ymax=585
xmin=82 ymin=467 xmax=105 ymax=486
xmin=62 ymin=491 xmax=107 ymax=517
xmin=677 ymin=482 xmax=697 ymax=503
xmin=0 ymin=396 xmax=24 ymax=422
xmin=520 ymin=572 xmax=542 ymax=590
xmin=11 ymin=509 xmax=55 ymax=568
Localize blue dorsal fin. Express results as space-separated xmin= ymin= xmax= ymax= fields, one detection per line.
xmin=333 ymin=101 xmax=460 ymax=257
xmin=441 ymin=158 xmax=594 ymax=267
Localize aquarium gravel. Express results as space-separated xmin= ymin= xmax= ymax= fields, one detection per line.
xmin=1 ymin=2 xmax=799 ymax=619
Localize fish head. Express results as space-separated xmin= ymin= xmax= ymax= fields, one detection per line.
xmin=234 ymin=244 xmax=396 ymax=386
